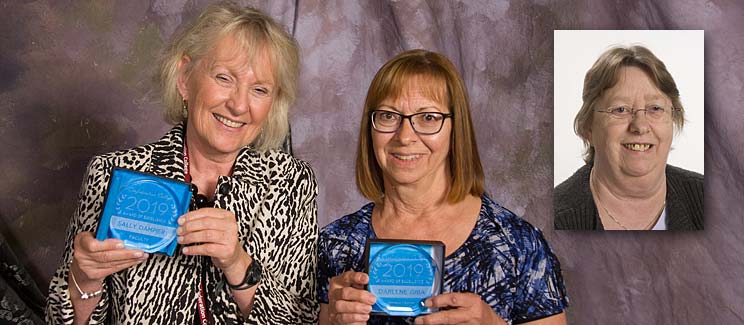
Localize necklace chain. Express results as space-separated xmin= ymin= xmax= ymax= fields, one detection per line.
xmin=590 ymin=169 xmax=666 ymax=230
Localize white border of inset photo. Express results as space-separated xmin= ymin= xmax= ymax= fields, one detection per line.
xmin=553 ymin=30 xmax=704 ymax=186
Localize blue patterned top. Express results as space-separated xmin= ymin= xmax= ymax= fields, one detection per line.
xmin=317 ymin=194 xmax=568 ymax=324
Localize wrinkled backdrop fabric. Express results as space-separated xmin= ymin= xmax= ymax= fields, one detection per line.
xmin=1 ymin=1 xmax=741 ymax=324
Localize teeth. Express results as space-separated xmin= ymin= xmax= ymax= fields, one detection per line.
xmin=624 ymin=144 xmax=651 ymax=151
xmin=393 ymin=154 xmax=420 ymax=161
xmin=214 ymin=114 xmax=244 ymax=128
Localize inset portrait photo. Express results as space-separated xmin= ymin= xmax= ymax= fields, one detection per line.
xmin=553 ymin=30 xmax=704 ymax=231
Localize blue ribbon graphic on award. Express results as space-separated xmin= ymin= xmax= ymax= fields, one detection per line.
xmin=96 ymin=168 xmax=192 ymax=256
xmin=366 ymin=239 xmax=444 ymax=316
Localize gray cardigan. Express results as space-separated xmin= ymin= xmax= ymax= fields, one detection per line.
xmin=554 ymin=163 xmax=704 ymax=230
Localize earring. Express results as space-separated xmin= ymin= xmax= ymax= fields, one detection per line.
xmin=182 ymin=99 xmax=188 ymax=119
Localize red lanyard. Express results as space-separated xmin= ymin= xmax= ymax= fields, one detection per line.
xmin=197 ymin=280 xmax=209 ymax=325
xmin=183 ymin=137 xmax=238 ymax=324
xmin=184 ymin=140 xmax=210 ymax=325
xmin=184 ymin=141 xmax=192 ymax=183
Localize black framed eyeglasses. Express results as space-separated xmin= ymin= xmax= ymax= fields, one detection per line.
xmin=371 ymin=110 xmax=453 ymax=135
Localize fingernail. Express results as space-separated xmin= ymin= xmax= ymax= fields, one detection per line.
xmin=182 ymin=247 xmax=189 ymax=254
xmin=414 ymin=318 xmax=423 ymax=324
xmin=141 ymin=253 xmax=149 ymax=259
xmin=134 ymin=252 xmax=143 ymax=258
xmin=362 ymin=314 xmax=370 ymax=320
xmin=177 ymin=236 xmax=183 ymax=243
xmin=424 ymin=299 xmax=431 ymax=307
xmin=176 ymin=227 xmax=182 ymax=234
xmin=116 ymin=243 xmax=124 ymax=249
xmin=177 ymin=217 xmax=185 ymax=225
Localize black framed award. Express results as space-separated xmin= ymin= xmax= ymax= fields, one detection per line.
xmin=95 ymin=168 xmax=192 ymax=256
xmin=365 ymin=239 xmax=445 ymax=317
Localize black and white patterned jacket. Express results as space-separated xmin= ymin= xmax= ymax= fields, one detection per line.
xmin=46 ymin=124 xmax=319 ymax=324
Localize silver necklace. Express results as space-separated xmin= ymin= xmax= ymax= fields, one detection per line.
xmin=590 ymin=169 xmax=666 ymax=230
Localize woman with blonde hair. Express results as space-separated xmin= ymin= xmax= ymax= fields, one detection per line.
xmin=46 ymin=2 xmax=318 ymax=323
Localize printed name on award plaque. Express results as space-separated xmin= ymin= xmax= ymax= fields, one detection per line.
xmin=95 ymin=168 xmax=192 ymax=256
xmin=365 ymin=239 xmax=445 ymax=317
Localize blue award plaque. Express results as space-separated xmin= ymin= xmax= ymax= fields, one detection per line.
xmin=95 ymin=168 xmax=192 ymax=256
xmin=365 ymin=239 xmax=445 ymax=317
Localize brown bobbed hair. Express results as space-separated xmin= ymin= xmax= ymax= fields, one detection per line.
xmin=355 ymin=49 xmax=485 ymax=204
xmin=160 ymin=1 xmax=299 ymax=151
xmin=574 ymin=45 xmax=685 ymax=163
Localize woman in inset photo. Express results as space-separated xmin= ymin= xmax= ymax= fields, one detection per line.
xmin=554 ymin=43 xmax=703 ymax=230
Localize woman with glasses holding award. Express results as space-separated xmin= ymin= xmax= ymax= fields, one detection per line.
xmin=554 ymin=45 xmax=704 ymax=230
xmin=317 ymin=50 xmax=568 ymax=324
xmin=47 ymin=3 xmax=318 ymax=324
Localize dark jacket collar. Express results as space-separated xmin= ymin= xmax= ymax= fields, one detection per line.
xmin=554 ymin=163 xmax=703 ymax=230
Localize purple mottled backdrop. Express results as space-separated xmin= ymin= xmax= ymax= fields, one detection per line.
xmin=1 ymin=1 xmax=742 ymax=324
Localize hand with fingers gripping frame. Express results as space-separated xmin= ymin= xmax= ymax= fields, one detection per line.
xmin=325 ymin=270 xmax=377 ymax=325
xmin=176 ymin=207 xmax=253 ymax=283
xmin=414 ymin=292 xmax=506 ymax=325
xmin=70 ymin=232 xmax=149 ymax=295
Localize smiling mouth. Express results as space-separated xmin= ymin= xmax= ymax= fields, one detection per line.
xmin=214 ymin=113 xmax=245 ymax=128
xmin=623 ymin=143 xmax=653 ymax=152
xmin=392 ymin=154 xmax=422 ymax=161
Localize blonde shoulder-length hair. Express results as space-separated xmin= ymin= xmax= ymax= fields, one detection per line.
xmin=356 ymin=49 xmax=485 ymax=204
xmin=159 ymin=1 xmax=299 ymax=151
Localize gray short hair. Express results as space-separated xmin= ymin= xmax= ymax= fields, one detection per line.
xmin=574 ymin=45 xmax=685 ymax=162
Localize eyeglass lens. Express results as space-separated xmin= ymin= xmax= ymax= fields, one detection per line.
xmin=372 ymin=111 xmax=448 ymax=134
xmin=603 ymin=106 xmax=673 ymax=121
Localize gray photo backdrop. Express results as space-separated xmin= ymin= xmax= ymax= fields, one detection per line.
xmin=1 ymin=1 xmax=742 ymax=324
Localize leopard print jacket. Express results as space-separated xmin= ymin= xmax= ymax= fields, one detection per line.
xmin=46 ymin=124 xmax=319 ymax=324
